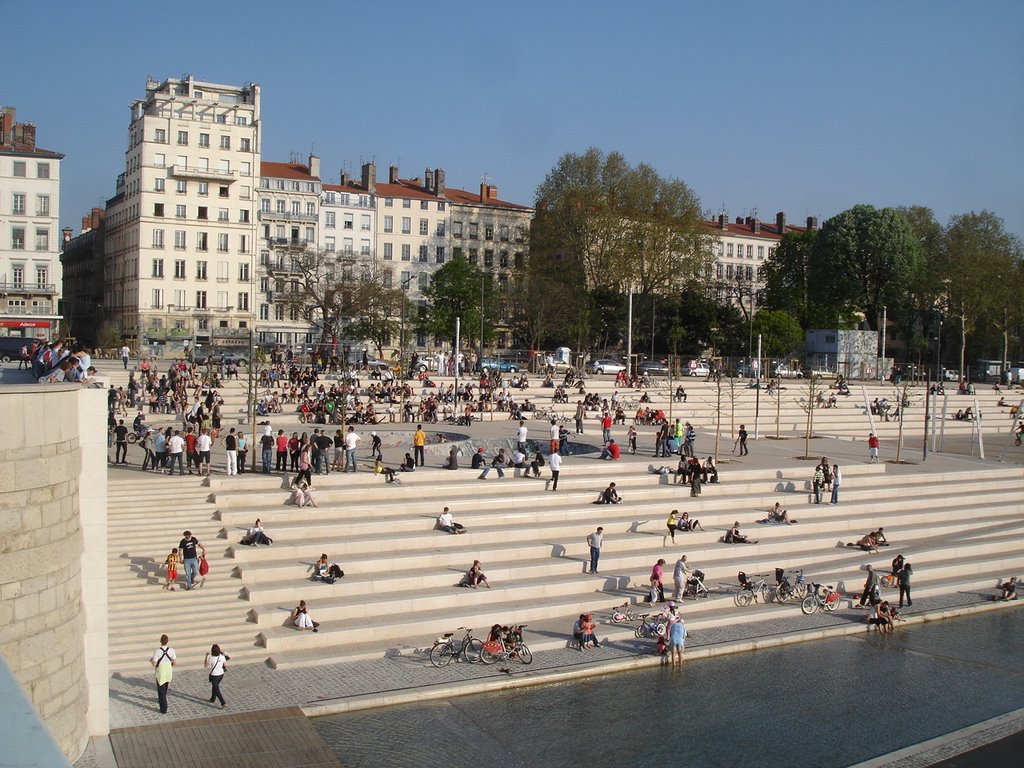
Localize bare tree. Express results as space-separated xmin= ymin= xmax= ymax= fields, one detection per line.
xmin=797 ymin=374 xmax=827 ymax=459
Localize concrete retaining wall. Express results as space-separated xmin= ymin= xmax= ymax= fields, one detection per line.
xmin=0 ymin=384 xmax=108 ymax=762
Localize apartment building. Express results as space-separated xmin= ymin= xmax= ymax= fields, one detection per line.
xmin=255 ymin=156 xmax=321 ymax=347
xmin=102 ymin=75 xmax=261 ymax=353
xmin=0 ymin=106 xmax=63 ymax=338
xmin=60 ymin=208 xmax=106 ymax=343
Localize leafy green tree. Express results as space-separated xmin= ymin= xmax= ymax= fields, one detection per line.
xmin=895 ymin=206 xmax=945 ymax=365
xmin=810 ymin=205 xmax=922 ymax=330
xmin=421 ymin=258 xmax=496 ymax=348
xmin=752 ymin=310 xmax=804 ymax=358
xmin=760 ymin=229 xmax=817 ymax=326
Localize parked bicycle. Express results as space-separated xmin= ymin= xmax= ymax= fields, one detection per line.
xmin=610 ymin=601 xmax=640 ymax=623
xmin=634 ymin=613 xmax=668 ymax=639
xmin=430 ymin=627 xmax=484 ymax=667
xmin=801 ymin=583 xmax=843 ymax=614
xmin=479 ymin=625 xmax=533 ymax=665
xmin=735 ymin=571 xmax=771 ymax=607
xmin=771 ymin=568 xmax=807 ymax=604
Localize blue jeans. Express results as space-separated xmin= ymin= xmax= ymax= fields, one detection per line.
xmin=589 ymin=546 xmax=600 ymax=573
xmin=831 ymin=485 xmax=840 ymax=504
xmin=814 ymin=484 xmax=822 ymax=503
xmin=262 ymin=448 xmax=272 ymax=473
xmin=183 ymin=557 xmax=199 ymax=588
xmin=345 ymin=448 xmax=357 ymax=472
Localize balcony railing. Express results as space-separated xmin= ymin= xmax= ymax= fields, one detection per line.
xmin=257 ymin=211 xmax=318 ymax=223
xmin=264 ymin=237 xmax=314 ymax=249
xmin=0 ymin=282 xmax=56 ymax=295
xmin=171 ymin=165 xmax=237 ymax=182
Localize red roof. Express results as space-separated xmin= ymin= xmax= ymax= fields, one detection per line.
xmin=443 ymin=186 xmax=532 ymax=211
xmin=260 ymin=161 xmax=318 ymax=181
xmin=374 ymin=177 xmax=531 ymax=210
xmin=322 ymin=182 xmax=371 ymax=195
xmin=701 ymin=218 xmax=808 ymax=241
xmin=0 ymin=145 xmax=64 ymax=159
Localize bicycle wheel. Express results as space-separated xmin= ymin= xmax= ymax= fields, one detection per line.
xmin=460 ymin=638 xmax=483 ymax=663
xmin=766 ymin=586 xmax=780 ymax=604
xmin=635 ymin=624 xmax=650 ymax=639
xmin=610 ymin=613 xmax=625 ymax=624
xmin=479 ymin=642 xmax=503 ymax=665
xmin=736 ymin=591 xmax=753 ymax=608
xmin=794 ymin=583 xmax=808 ymax=600
xmin=517 ymin=644 xmax=533 ymax=664
xmin=430 ymin=643 xmax=455 ymax=668
xmin=824 ymin=593 xmax=841 ymax=612
xmin=801 ymin=596 xmax=819 ymax=615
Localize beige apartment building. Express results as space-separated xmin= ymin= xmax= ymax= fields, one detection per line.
xmin=0 ymin=106 xmax=63 ymax=339
xmin=102 ymin=75 xmax=261 ymax=353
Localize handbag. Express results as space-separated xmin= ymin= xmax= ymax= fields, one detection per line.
xmin=198 ymin=555 xmax=210 ymax=576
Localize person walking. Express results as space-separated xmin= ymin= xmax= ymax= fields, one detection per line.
xmin=575 ymin=400 xmax=585 ymax=435
xmin=344 ymin=426 xmax=361 ymax=472
xmin=857 ymin=565 xmax=880 ymax=608
xmin=516 ymin=420 xmax=528 ymax=455
xmin=196 ymin=428 xmax=212 ymax=477
xmin=150 ymin=634 xmax=176 ymax=714
xmin=204 ymin=644 xmax=230 ymax=708
xmin=587 ymin=527 xmax=604 ymax=574
xmin=649 ymin=559 xmax=666 ymax=603
xmin=868 ymin=432 xmax=880 ymax=463
xmin=120 ymin=343 xmax=131 ymax=371
xmin=898 ymin=562 xmax=913 ymax=608
xmin=178 ymin=530 xmax=206 ymax=591
xmin=683 ymin=423 xmax=697 ymax=458
xmin=548 ymin=450 xmax=562 ymax=491
xmin=666 ymin=510 xmax=679 ymax=544
xmin=601 ymin=412 xmax=612 ymax=444
xmin=113 ymin=419 xmax=129 ymax=465
xmin=224 ymin=428 xmax=238 ymax=476
xmin=672 ymin=554 xmax=689 ymax=600
xmin=413 ymin=424 xmax=426 ymax=467
xmin=830 ymin=464 xmax=842 ymax=504
xmin=737 ymin=424 xmax=748 ymax=456
xmin=370 ymin=431 xmax=383 ymax=461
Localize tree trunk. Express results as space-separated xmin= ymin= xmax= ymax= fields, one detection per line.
xmin=714 ymin=376 xmax=721 ymax=463
xmin=959 ymin=313 xmax=967 ymax=382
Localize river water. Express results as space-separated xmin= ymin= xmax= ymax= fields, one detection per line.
xmin=313 ymin=610 xmax=1024 ymax=768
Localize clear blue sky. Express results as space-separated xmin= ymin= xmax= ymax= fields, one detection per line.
xmin=7 ymin=0 xmax=1023 ymax=239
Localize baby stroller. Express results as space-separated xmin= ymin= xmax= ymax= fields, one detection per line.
xmin=681 ymin=569 xmax=709 ymax=600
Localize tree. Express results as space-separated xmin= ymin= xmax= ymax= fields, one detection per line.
xmin=533 ymin=148 xmax=713 ymax=296
xmin=509 ymin=250 xmax=591 ymax=355
xmin=421 ymin=258 xmax=496 ymax=348
xmin=760 ymin=229 xmax=818 ymax=327
xmin=752 ymin=310 xmax=804 ymax=359
xmin=810 ymin=205 xmax=922 ymax=330
xmin=895 ymin=206 xmax=945 ymax=366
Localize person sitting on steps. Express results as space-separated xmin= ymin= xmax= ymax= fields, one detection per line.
xmin=724 ymin=521 xmax=757 ymax=544
xmin=677 ymin=510 xmax=704 ymax=532
xmin=459 ymin=560 xmax=490 ymax=588
xmin=437 ymin=506 xmax=466 ymax=534
xmin=998 ymin=576 xmax=1018 ymax=601
xmin=596 ymin=482 xmax=622 ymax=504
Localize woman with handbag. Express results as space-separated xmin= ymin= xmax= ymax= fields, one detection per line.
xmin=204 ymin=644 xmax=230 ymax=707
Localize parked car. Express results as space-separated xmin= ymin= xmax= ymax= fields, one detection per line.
xmin=193 ymin=348 xmax=249 ymax=367
xmin=0 ymin=337 xmax=33 ymax=363
xmin=687 ymin=361 xmax=710 ymax=378
xmin=479 ymin=358 xmax=520 ymax=373
xmin=732 ymin=363 xmax=758 ymax=378
xmin=588 ymin=359 xmax=626 ymax=375
xmin=637 ymin=360 xmax=670 ymax=376
xmin=771 ymin=363 xmax=803 ymax=379
xmin=942 ymin=368 xmax=960 ymax=382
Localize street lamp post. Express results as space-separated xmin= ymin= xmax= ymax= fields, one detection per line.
xmin=936 ymin=316 xmax=943 ymax=382
xmin=478 ymin=273 xmax=485 ymax=369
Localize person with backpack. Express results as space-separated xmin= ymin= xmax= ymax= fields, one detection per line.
xmin=149 ymin=634 xmax=177 ymax=714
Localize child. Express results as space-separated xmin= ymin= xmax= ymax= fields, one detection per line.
xmin=626 ymin=425 xmax=638 ymax=454
xmin=163 ymin=548 xmax=179 ymax=591
xmin=655 ymin=633 xmax=668 ymax=656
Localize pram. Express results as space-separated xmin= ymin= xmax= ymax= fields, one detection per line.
xmin=681 ymin=569 xmax=709 ymax=599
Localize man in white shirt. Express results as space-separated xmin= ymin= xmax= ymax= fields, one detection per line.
xmin=150 ymin=634 xmax=177 ymax=714
xmin=673 ymin=555 xmax=689 ymax=600
xmin=167 ymin=429 xmax=186 ymax=475
xmin=586 ymin=526 xmax=603 ymax=573
xmin=516 ymin=420 xmax=528 ymax=454
xmin=120 ymin=344 xmax=131 ymax=370
xmin=344 ymin=426 xmax=361 ymax=472
xmin=437 ymin=506 xmax=466 ymax=534
xmin=196 ymin=429 xmax=213 ymax=476
xmin=548 ymin=450 xmax=562 ymax=491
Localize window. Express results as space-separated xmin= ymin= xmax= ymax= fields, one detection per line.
xmin=155 ymin=203 xmax=165 ymax=217
xmin=34 ymin=228 xmax=49 ymax=251
xmin=402 ymin=199 xmax=411 ymax=208
xmin=757 ymin=245 xmax=765 ymax=260
xmin=484 ymin=224 xmax=494 ymax=241
xmin=237 ymin=292 xmax=249 ymax=311
xmin=155 ymin=129 xmax=166 ymax=143
xmin=177 ymin=130 xmax=188 ymax=145
xmin=198 ymin=182 xmax=209 ymax=196
xmin=220 ymin=135 xmax=231 ymax=149
xmin=240 ymin=162 xmax=250 ymax=176
xmin=343 ymin=213 xmax=354 ymax=229
xmin=239 ymin=210 xmax=250 ymax=223
xmin=239 ymin=234 xmax=250 ymax=253
xmin=219 ymin=160 xmax=230 ymax=173
xmin=400 ymin=270 xmax=411 ymax=287
xmin=217 ymin=261 xmax=229 ymax=281
xmin=174 ymin=230 xmax=186 ymax=249
xmin=11 ymin=265 xmax=23 ymax=286
xmin=259 ymin=304 xmax=269 ymax=320
xmin=217 ymin=291 xmax=228 ymax=309
xmin=745 ymin=265 xmax=753 ymax=281
xmin=196 ymin=261 xmax=207 ymax=280
xmin=716 ymin=263 xmax=723 ymax=280
xmin=401 ymin=244 xmax=411 ymax=261
xmin=154 ymin=178 xmax=165 ymax=192
xmin=36 ymin=162 xmax=50 ymax=179
xmin=217 ymin=233 xmax=229 ymax=252
xmin=499 ymin=225 xmax=510 ymax=242
xmin=468 ymin=248 xmax=478 ymax=265
xmin=342 ymin=237 xmax=353 ymax=254
xmin=420 ymin=200 xmax=429 ymax=210
xmin=174 ymin=260 xmax=186 ymax=278
xmin=274 ymin=304 xmax=284 ymax=321
xmin=198 ymin=206 xmax=208 ymax=220
xmin=382 ymin=272 xmax=393 ymax=289
xmin=727 ymin=243 xmax=733 ymax=258
xmin=469 ymin=223 xmax=479 ymax=240
xmin=154 ymin=153 xmax=166 ymax=167
xmin=418 ymin=272 xmax=429 ymax=291
xmin=499 ymin=251 xmax=509 ymax=268
xmin=152 ymin=229 xmax=164 ymax=249
xmin=384 ymin=197 xmax=393 ymax=207
xmin=291 ymin=201 xmax=301 ymax=215
xmin=419 ymin=219 xmax=429 ymax=235
xmin=306 ymin=202 xmax=316 ymax=217
xmin=196 ymin=232 xmax=208 ymax=251
xmin=305 ymin=226 xmax=315 ymax=242
xmin=401 ymin=217 xmax=411 ymax=234
xmin=12 ymin=161 xmax=25 ymax=177
xmin=383 ymin=243 xmax=393 ymax=260
xmin=11 ymin=227 xmax=25 ymax=249
xmin=747 ymin=245 xmax=754 ymax=258
xmin=437 ymin=201 xmax=446 ymax=212
xmin=515 ymin=226 xmax=525 ymax=243
xmin=176 ymin=179 xmax=187 ymax=193
xmin=152 ymin=262 xmax=165 ymax=284
xmin=726 ymin=264 xmax=734 ymax=280
xmin=360 ymin=214 xmax=370 ymax=231
xmin=196 ymin=290 xmax=207 ymax=309
xmin=199 ymin=133 xmax=210 ymax=147
xmin=152 ymin=288 xmax=164 ymax=308
xmin=240 ymin=138 xmax=251 ymax=152
xmin=325 ymin=237 xmax=335 ymax=252
xmin=275 ymin=199 xmax=286 ymax=214
xmin=175 ymin=204 xmax=186 ymax=218
xmin=12 ymin=193 xmax=25 ymax=214
xmin=383 ymin=216 xmax=393 ymax=233
xmin=484 ymin=250 xmax=494 ymax=267
xmin=418 ymin=245 xmax=428 ymax=262
xmin=436 ymin=221 xmax=446 ymax=236
xmin=453 ymin=247 xmax=463 ymax=260
xmin=326 ymin=212 xmax=336 ymax=228
xmin=436 ymin=246 xmax=445 ymax=264
xmin=452 ymin=222 xmax=463 ymax=238
xmin=260 ymin=198 xmax=270 ymax=213
xmin=218 ymin=208 xmax=229 ymax=222
xmin=239 ymin=263 xmax=250 ymax=282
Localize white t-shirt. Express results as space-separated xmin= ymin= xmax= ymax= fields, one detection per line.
xmin=168 ymin=435 xmax=185 ymax=454
xmin=120 ymin=346 xmax=130 ymax=359
xmin=516 ymin=426 xmax=527 ymax=442
xmin=548 ymin=452 xmax=562 ymax=471
xmin=345 ymin=432 xmax=360 ymax=450
xmin=550 ymin=424 xmax=559 ymax=440
xmin=196 ymin=434 xmax=213 ymax=452
xmin=438 ymin=511 xmax=453 ymax=527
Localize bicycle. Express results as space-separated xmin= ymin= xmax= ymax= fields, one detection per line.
xmin=634 ymin=613 xmax=667 ymax=639
xmin=801 ymin=583 xmax=843 ymax=614
xmin=479 ymin=625 xmax=533 ymax=665
xmin=430 ymin=626 xmax=484 ymax=667
xmin=770 ymin=568 xmax=807 ymax=604
xmin=735 ymin=572 xmax=771 ymax=607
xmin=610 ymin=601 xmax=640 ymax=623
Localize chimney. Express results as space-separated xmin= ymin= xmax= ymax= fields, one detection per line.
xmin=0 ymin=106 xmax=14 ymax=145
xmin=13 ymin=122 xmax=35 ymax=148
xmin=361 ymin=162 xmax=376 ymax=195
xmin=806 ymin=216 xmax=818 ymax=230
xmin=718 ymin=214 xmax=727 ymax=229
xmin=735 ymin=216 xmax=743 ymax=225
xmin=341 ymin=171 xmax=350 ymax=187
xmin=435 ymin=168 xmax=445 ymax=197
xmin=480 ymin=184 xmax=498 ymax=202
xmin=389 ymin=164 xmax=399 ymax=184
xmin=752 ymin=218 xmax=761 ymax=234
xmin=776 ymin=211 xmax=786 ymax=232
xmin=307 ymin=154 xmax=320 ymax=179
xmin=424 ymin=168 xmax=434 ymax=191
xmin=62 ymin=227 xmax=73 ymax=245
xmin=480 ymin=183 xmax=488 ymax=202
